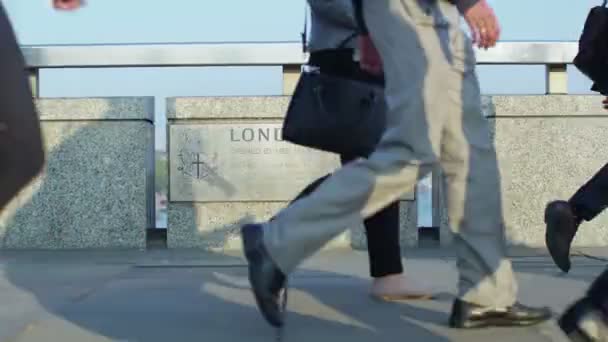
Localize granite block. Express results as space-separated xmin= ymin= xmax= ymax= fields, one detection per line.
xmin=167 ymin=202 xmax=350 ymax=250
xmin=167 ymin=95 xmax=608 ymax=251
xmin=167 ymin=200 xmax=418 ymax=251
xmin=491 ymin=116 xmax=608 ymax=247
xmin=482 ymin=95 xmax=607 ymax=117
xmin=437 ymin=96 xmax=608 ymax=247
xmin=168 ymin=123 xmax=343 ymax=202
xmin=167 ymin=95 xmax=419 ymax=251
xmin=0 ymin=97 xmax=154 ymax=249
xmin=37 ymin=97 xmax=154 ymax=121
xmin=169 ymin=95 xmax=606 ymax=121
xmin=167 ymin=96 xmax=290 ymax=120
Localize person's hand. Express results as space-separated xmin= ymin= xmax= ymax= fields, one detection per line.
xmin=358 ymin=35 xmax=383 ymax=76
xmin=602 ymin=97 xmax=608 ymax=110
xmin=462 ymin=0 xmax=500 ymax=49
xmin=53 ymin=0 xmax=84 ymax=11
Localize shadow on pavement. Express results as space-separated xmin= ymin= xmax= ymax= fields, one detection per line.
xmin=2 ymin=247 xmax=452 ymax=342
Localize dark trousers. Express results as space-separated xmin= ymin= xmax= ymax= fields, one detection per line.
xmin=565 ymin=163 xmax=608 ymax=319
xmin=560 ymin=268 xmax=608 ymax=335
xmin=559 ymin=165 xmax=608 ymax=329
xmin=0 ymin=4 xmax=45 ymax=211
xmin=570 ymin=163 xmax=608 ymax=221
xmin=587 ymin=267 xmax=608 ymax=313
xmin=287 ymin=49 xmax=404 ymax=278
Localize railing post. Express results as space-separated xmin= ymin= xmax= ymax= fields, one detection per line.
xmin=431 ymin=168 xmax=442 ymax=228
xmin=282 ymin=64 xmax=301 ymax=95
xmin=29 ymin=68 xmax=39 ymax=98
xmin=545 ymin=64 xmax=568 ymax=95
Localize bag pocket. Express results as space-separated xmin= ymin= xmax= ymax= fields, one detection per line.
xmin=450 ymin=28 xmax=476 ymax=74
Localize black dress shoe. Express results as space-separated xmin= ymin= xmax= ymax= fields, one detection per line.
xmin=559 ymin=297 xmax=608 ymax=342
xmin=241 ymin=223 xmax=287 ymax=328
xmin=545 ymin=200 xmax=582 ymax=273
xmin=449 ymin=299 xmax=552 ymax=329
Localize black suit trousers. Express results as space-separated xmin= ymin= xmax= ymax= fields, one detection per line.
xmin=570 ymin=163 xmax=608 ymax=222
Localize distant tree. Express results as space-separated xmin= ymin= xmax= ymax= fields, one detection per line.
xmin=155 ymin=153 xmax=168 ymax=194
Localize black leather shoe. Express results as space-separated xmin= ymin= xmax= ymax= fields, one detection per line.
xmin=241 ymin=223 xmax=287 ymax=328
xmin=559 ymin=297 xmax=608 ymax=342
xmin=545 ymin=200 xmax=581 ymax=273
xmin=449 ymin=299 xmax=552 ymax=329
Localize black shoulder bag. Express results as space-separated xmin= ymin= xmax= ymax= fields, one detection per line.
xmin=281 ymin=7 xmax=387 ymax=158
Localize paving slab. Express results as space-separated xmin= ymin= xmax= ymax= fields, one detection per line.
xmin=0 ymin=249 xmax=605 ymax=342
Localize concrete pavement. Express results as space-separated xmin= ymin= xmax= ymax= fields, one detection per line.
xmin=0 ymin=248 xmax=605 ymax=342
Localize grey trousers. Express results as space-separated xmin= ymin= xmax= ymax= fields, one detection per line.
xmin=263 ymin=0 xmax=517 ymax=308
xmin=0 ymin=3 xmax=45 ymax=211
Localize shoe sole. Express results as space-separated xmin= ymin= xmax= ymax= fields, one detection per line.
xmin=371 ymin=293 xmax=435 ymax=302
xmin=564 ymin=330 xmax=595 ymax=342
xmin=450 ymin=316 xmax=552 ymax=329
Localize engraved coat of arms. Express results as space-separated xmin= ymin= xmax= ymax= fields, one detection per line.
xmin=176 ymin=149 xmax=219 ymax=181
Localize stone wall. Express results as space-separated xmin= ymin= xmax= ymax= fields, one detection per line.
xmin=483 ymin=95 xmax=608 ymax=248
xmin=5 ymin=94 xmax=602 ymax=251
xmin=168 ymin=95 xmax=608 ymax=251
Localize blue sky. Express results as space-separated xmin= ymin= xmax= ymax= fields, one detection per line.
xmin=2 ymin=0 xmax=600 ymax=151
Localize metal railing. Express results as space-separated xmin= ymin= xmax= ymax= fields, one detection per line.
xmin=21 ymin=41 xmax=578 ymax=96
xmin=20 ymin=41 xmax=579 ymax=232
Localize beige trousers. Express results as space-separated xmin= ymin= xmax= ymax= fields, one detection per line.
xmin=263 ymin=0 xmax=517 ymax=308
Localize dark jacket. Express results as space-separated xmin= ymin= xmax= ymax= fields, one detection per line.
xmin=573 ymin=5 xmax=608 ymax=95
xmin=307 ymin=0 xmax=358 ymax=52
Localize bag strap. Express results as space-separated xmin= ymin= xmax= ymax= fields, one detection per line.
xmin=604 ymin=0 xmax=607 ymax=7
xmin=337 ymin=32 xmax=358 ymax=49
